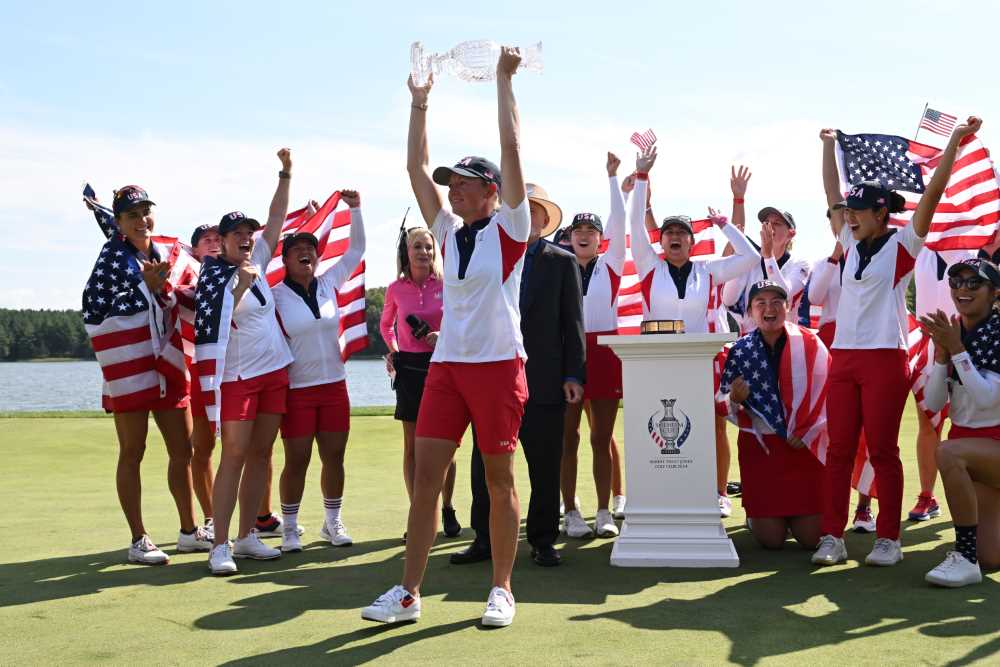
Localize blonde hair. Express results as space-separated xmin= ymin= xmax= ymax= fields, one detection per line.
xmin=397 ymin=227 xmax=442 ymax=281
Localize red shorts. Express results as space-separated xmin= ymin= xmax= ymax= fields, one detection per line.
xmin=220 ymin=367 xmax=289 ymax=422
xmin=189 ymin=380 xmax=207 ymax=419
xmin=415 ymin=359 xmax=527 ymax=455
xmin=105 ymin=391 xmax=189 ymax=414
xmin=584 ymin=330 xmax=623 ymax=401
xmin=817 ymin=323 xmax=836 ymax=350
xmin=949 ymin=424 xmax=1000 ymax=441
xmin=280 ymin=380 xmax=350 ymax=439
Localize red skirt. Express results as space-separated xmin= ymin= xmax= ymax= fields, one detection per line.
xmin=737 ymin=430 xmax=824 ymax=518
xmin=817 ymin=322 xmax=836 ymax=349
xmin=583 ymin=330 xmax=622 ymax=401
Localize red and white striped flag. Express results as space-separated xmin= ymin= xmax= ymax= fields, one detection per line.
xmin=918 ymin=107 xmax=959 ymax=138
xmin=630 ymin=129 xmax=657 ymax=152
xmin=837 ymin=131 xmax=1000 ymax=251
xmin=262 ymin=191 xmax=368 ymax=359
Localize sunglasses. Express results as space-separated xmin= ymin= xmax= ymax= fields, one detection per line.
xmin=948 ymin=276 xmax=986 ymax=290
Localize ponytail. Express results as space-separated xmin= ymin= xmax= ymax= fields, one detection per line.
xmin=888 ymin=191 xmax=907 ymax=214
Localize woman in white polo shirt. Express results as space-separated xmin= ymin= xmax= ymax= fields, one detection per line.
xmin=561 ymin=152 xmax=627 ymax=539
xmin=197 ymin=149 xmax=295 ymax=575
xmin=812 ymin=119 xmax=980 ymax=567
xmin=629 ymin=147 xmax=759 ymax=517
xmin=922 ymin=258 xmax=1000 ymax=586
xmin=271 ymin=190 xmax=366 ymax=553
xmin=362 ymin=47 xmax=528 ymax=628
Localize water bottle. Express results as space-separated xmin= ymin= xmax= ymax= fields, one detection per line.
xmin=410 ymin=40 xmax=543 ymax=86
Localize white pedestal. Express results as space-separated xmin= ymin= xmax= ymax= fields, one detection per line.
xmin=599 ymin=333 xmax=739 ymax=568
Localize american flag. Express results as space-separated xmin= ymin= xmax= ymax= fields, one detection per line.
xmin=192 ymin=256 xmax=239 ymax=432
xmin=919 ymin=107 xmax=958 ymax=138
xmin=82 ymin=234 xmax=192 ymax=412
xmin=605 ymin=221 xmax=719 ymax=334
xmin=836 ymin=130 xmax=1000 ymax=251
xmin=630 ymin=128 xmax=657 ymax=152
xmin=715 ymin=323 xmax=831 ymax=460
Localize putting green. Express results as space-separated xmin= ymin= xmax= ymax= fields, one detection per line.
xmin=1 ymin=406 xmax=998 ymax=665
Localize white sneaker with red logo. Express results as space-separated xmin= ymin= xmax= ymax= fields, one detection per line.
xmin=362 ymin=585 xmax=421 ymax=623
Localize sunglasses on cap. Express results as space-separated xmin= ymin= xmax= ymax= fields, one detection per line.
xmin=948 ymin=275 xmax=988 ymax=290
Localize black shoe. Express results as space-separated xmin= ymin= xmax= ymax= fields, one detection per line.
xmin=531 ymin=545 xmax=561 ymax=567
xmin=726 ymin=481 xmax=742 ymax=496
xmin=442 ymin=506 xmax=462 ymax=537
xmin=402 ymin=532 xmax=407 ymax=544
xmin=449 ymin=541 xmax=491 ymax=565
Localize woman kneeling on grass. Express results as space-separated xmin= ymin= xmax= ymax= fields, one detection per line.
xmin=271 ymin=189 xmax=366 ymax=552
xmin=717 ymin=280 xmax=829 ymax=549
xmin=921 ymin=259 xmax=1000 ymax=587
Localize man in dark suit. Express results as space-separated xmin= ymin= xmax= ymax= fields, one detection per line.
xmin=451 ymin=184 xmax=585 ymax=567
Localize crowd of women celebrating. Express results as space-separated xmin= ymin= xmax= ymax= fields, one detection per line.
xmin=83 ymin=46 xmax=1000 ymax=630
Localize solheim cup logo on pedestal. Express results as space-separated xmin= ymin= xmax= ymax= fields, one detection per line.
xmin=648 ymin=398 xmax=691 ymax=455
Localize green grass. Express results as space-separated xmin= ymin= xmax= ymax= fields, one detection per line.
xmin=2 ymin=406 xmax=998 ymax=665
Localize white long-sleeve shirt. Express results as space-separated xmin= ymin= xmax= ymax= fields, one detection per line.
xmin=581 ymin=176 xmax=627 ymax=333
xmin=273 ymin=207 xmax=366 ymax=389
xmin=807 ymin=257 xmax=842 ymax=328
xmin=722 ymin=250 xmax=811 ymax=333
xmin=925 ymin=351 xmax=1000 ymax=429
xmin=629 ymin=178 xmax=759 ymax=332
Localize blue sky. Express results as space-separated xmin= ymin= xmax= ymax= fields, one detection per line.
xmin=2 ymin=0 xmax=997 ymax=308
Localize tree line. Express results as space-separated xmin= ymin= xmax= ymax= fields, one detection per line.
xmin=0 ymin=287 xmax=390 ymax=362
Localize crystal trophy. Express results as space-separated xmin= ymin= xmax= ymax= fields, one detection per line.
xmin=410 ymin=40 xmax=543 ymax=86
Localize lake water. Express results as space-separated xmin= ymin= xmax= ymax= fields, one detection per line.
xmin=0 ymin=359 xmax=396 ymax=412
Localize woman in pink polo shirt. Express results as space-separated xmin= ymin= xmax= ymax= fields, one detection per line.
xmin=381 ymin=226 xmax=461 ymax=540
xmin=812 ymin=119 xmax=981 ymax=568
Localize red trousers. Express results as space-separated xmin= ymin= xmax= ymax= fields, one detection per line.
xmin=823 ymin=348 xmax=909 ymax=539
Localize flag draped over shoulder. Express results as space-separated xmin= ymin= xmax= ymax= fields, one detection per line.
xmin=714 ymin=323 xmax=830 ymax=462
xmin=82 ymin=234 xmax=191 ymax=411
xmin=192 ymin=256 xmax=238 ymax=433
xmin=835 ymin=131 xmax=1000 ymax=251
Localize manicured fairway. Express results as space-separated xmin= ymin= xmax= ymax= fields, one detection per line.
xmin=2 ymin=407 xmax=998 ymax=665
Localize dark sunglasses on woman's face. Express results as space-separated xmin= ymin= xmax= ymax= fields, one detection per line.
xmin=948 ymin=276 xmax=986 ymax=290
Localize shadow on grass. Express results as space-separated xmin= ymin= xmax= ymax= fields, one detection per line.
xmin=567 ymin=520 xmax=1000 ymax=666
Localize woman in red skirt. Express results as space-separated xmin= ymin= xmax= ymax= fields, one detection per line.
xmin=719 ymin=280 xmax=828 ymax=549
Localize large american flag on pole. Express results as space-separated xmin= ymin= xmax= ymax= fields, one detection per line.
xmin=714 ymin=323 xmax=831 ymax=461
xmin=836 ymin=130 xmax=1000 ymax=251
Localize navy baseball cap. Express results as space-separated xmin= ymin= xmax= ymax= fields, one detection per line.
xmin=112 ymin=185 xmax=155 ymax=216
xmin=846 ymin=181 xmax=892 ymax=210
xmin=660 ymin=215 xmax=694 ymax=236
xmin=281 ymin=232 xmax=319 ymax=257
xmin=432 ymin=156 xmax=502 ymax=189
xmin=569 ymin=212 xmax=603 ymax=234
xmin=748 ymin=279 xmax=788 ymax=303
xmin=190 ymin=224 xmax=219 ymax=247
xmin=947 ymin=258 xmax=1000 ymax=288
xmin=757 ymin=206 xmax=796 ymax=229
xmin=218 ymin=211 xmax=261 ymax=235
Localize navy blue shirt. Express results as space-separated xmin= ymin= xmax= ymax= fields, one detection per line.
xmin=455 ymin=216 xmax=492 ymax=280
